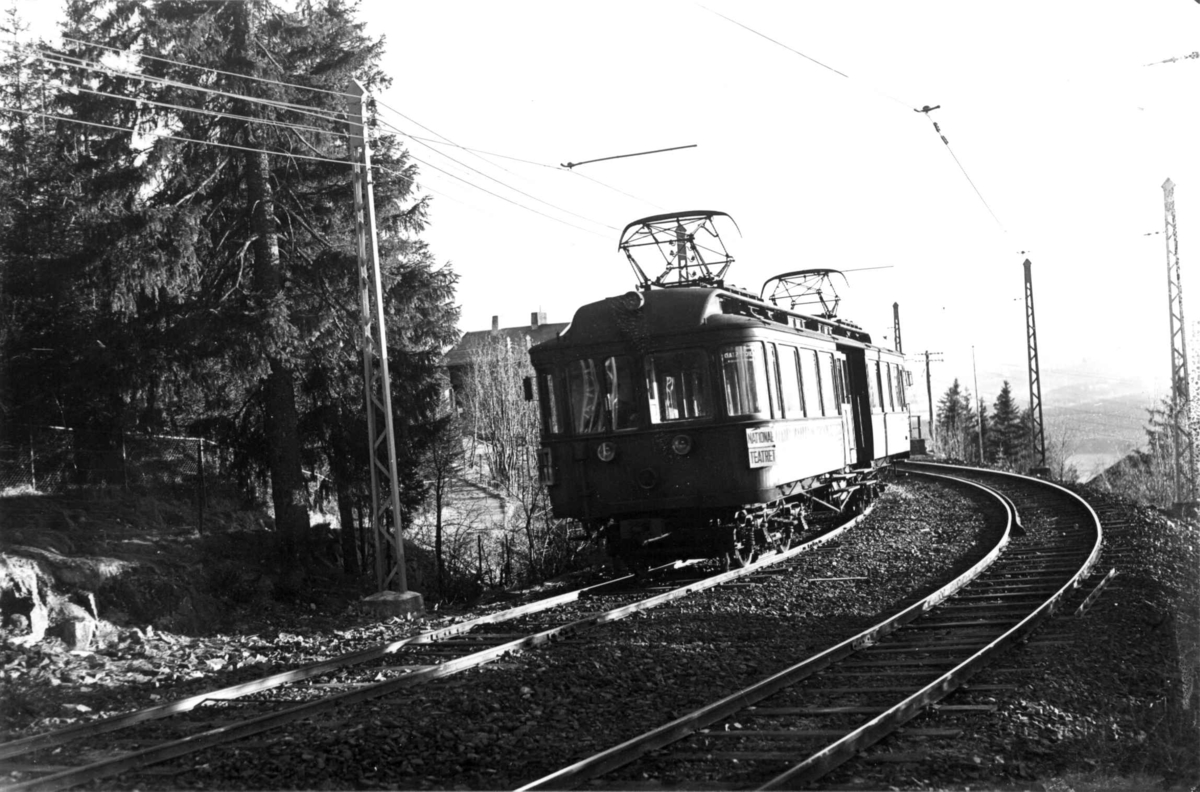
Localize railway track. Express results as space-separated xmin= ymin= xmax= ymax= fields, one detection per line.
xmin=520 ymin=462 xmax=1102 ymax=790
xmin=0 ymin=504 xmax=868 ymax=791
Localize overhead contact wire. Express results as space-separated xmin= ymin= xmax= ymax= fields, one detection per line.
xmin=59 ymin=35 xmax=357 ymax=99
xmin=1 ymin=105 xmax=354 ymax=167
xmin=56 ymin=82 xmax=344 ymax=139
xmin=405 ymin=151 xmax=610 ymax=238
xmin=31 ymin=41 xmax=624 ymax=238
xmin=38 ymin=49 xmax=345 ymax=124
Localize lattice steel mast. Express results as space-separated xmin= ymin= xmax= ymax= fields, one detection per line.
xmin=1163 ymin=178 xmax=1196 ymax=505
xmin=1024 ymin=258 xmax=1048 ymax=473
xmin=347 ymin=82 xmax=418 ymax=605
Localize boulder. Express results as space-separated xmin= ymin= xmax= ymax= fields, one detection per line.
xmin=0 ymin=554 xmax=51 ymax=643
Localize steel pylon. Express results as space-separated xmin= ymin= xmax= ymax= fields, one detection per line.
xmin=1163 ymin=178 xmax=1196 ymax=505
xmin=1024 ymin=258 xmax=1047 ymax=473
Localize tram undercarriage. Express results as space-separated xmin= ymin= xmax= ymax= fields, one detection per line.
xmin=591 ymin=465 xmax=887 ymax=569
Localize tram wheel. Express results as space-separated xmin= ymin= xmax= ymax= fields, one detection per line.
xmin=730 ymin=537 xmax=757 ymax=567
xmin=775 ymin=525 xmax=795 ymax=552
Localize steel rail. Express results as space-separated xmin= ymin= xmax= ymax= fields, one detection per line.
xmin=517 ymin=470 xmax=1014 ymax=791
xmin=4 ymin=507 xmax=865 ymax=792
xmin=0 ymin=565 xmax=666 ymax=761
xmin=755 ymin=463 xmax=1102 ymax=789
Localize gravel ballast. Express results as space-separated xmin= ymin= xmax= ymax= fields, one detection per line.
xmin=4 ymin=474 xmax=1196 ymax=791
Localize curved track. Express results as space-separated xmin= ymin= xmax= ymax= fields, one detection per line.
xmin=520 ymin=463 xmax=1102 ymax=790
xmin=0 ymin=506 xmax=869 ymax=791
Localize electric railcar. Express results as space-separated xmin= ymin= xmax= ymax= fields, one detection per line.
xmin=527 ymin=211 xmax=911 ymax=565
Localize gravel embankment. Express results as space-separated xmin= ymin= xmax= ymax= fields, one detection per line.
xmin=107 ymin=475 xmax=1001 ymax=790
xmin=7 ymin=475 xmax=1195 ymax=791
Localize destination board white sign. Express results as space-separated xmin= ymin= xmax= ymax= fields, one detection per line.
xmin=746 ymin=427 xmax=776 ymax=469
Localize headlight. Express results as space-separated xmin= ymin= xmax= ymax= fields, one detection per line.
xmin=597 ymin=441 xmax=617 ymax=462
xmin=671 ymin=434 xmax=694 ymax=456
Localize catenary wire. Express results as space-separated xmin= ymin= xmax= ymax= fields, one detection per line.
xmin=30 ymin=39 xmax=641 ymax=237
xmin=56 ymin=82 xmax=345 ymax=139
xmin=26 ymin=56 xmax=625 ymax=237
xmin=59 ymin=35 xmax=357 ymax=99
xmin=374 ymin=97 xmax=525 ymax=180
xmin=373 ymin=108 xmax=665 ymax=220
xmin=37 ymin=48 xmax=346 ymax=125
xmin=26 ymin=42 xmax=633 ymax=239
xmin=701 ymin=5 xmax=1010 ymax=236
xmin=404 ymin=151 xmax=611 ymax=239
xmin=380 ymin=122 xmax=618 ymax=232
xmin=698 ymin=3 xmax=914 ymax=110
xmin=1 ymin=105 xmax=355 ymax=167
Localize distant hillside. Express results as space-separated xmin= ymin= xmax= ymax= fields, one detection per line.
xmin=1041 ymin=389 xmax=1163 ymax=482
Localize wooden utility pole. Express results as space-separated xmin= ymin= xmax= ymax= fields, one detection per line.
xmin=347 ymin=81 xmax=422 ymax=614
xmin=923 ymin=350 xmax=943 ymax=445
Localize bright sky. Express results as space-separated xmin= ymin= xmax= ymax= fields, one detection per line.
xmin=361 ymin=0 xmax=1200 ymax=418
xmin=15 ymin=0 xmax=1200 ymax=420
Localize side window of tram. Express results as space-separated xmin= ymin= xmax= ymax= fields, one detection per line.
xmin=537 ymin=371 xmax=562 ymax=434
xmin=884 ymin=364 xmax=895 ymax=412
xmin=644 ymin=349 xmax=712 ymax=423
xmin=799 ymin=348 xmax=823 ymax=417
xmin=867 ymin=360 xmax=881 ymax=413
xmin=604 ymin=355 xmax=638 ymax=431
xmin=894 ymin=365 xmax=908 ymax=409
xmin=567 ymin=356 xmax=638 ymax=433
xmin=776 ymin=345 xmax=804 ymax=418
xmin=567 ymin=359 xmax=605 ymax=434
xmin=720 ymin=342 xmax=770 ymax=417
xmin=820 ymin=352 xmax=839 ymax=415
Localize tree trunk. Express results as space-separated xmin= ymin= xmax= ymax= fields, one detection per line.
xmin=336 ymin=481 xmax=360 ymax=575
xmin=236 ymin=2 xmax=308 ymax=566
xmin=434 ymin=480 xmax=444 ymax=594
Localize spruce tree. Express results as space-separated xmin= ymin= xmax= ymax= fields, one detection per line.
xmin=4 ymin=1 xmax=460 ymax=569
xmin=989 ymin=381 xmax=1024 ymax=468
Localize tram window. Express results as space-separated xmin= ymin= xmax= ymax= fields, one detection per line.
xmin=884 ymin=364 xmax=895 ymax=412
xmin=567 ymin=359 xmax=606 ymax=434
xmin=835 ymin=355 xmax=844 ymax=410
xmin=776 ymin=345 xmax=803 ymax=418
xmin=721 ymin=342 xmax=770 ymax=417
xmin=605 ymin=356 xmax=639 ymax=431
xmin=538 ymin=371 xmax=562 ymax=434
xmin=765 ymin=343 xmax=781 ymax=418
xmin=644 ymin=349 xmax=711 ymax=423
xmin=799 ymin=348 xmax=823 ymax=417
xmin=895 ymin=365 xmax=908 ymax=409
xmin=567 ymin=356 xmax=640 ymax=433
xmin=820 ymin=352 xmax=839 ymax=415
xmin=867 ymin=360 xmax=881 ymax=413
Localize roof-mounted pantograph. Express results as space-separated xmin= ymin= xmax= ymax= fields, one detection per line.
xmin=760 ymin=269 xmax=849 ymax=318
xmin=619 ymin=211 xmax=740 ymax=290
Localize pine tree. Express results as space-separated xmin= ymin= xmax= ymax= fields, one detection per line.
xmin=935 ymin=379 xmax=977 ymax=461
xmin=4 ymin=1 xmax=460 ymax=569
xmin=988 ymin=380 xmax=1024 ymax=468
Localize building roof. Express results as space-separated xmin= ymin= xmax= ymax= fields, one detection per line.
xmin=443 ymin=322 xmax=569 ymax=368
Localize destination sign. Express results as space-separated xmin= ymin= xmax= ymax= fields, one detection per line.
xmin=746 ymin=427 xmax=776 ymax=469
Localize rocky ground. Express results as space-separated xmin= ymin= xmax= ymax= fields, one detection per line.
xmin=1 ymin=476 xmax=1198 ymax=791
